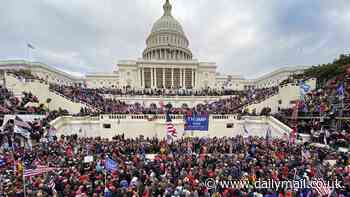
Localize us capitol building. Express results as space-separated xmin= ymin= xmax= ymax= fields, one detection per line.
xmin=118 ymin=0 xmax=215 ymax=90
xmin=0 ymin=0 xmax=306 ymax=90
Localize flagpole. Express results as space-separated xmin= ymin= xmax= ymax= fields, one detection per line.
xmin=104 ymin=155 xmax=108 ymax=194
xmin=26 ymin=43 xmax=29 ymax=62
xmin=26 ymin=44 xmax=31 ymax=78
xmin=26 ymin=43 xmax=33 ymax=70
xmin=104 ymin=169 xmax=107 ymax=193
xmin=340 ymin=96 xmax=344 ymax=130
xmin=293 ymin=168 xmax=297 ymax=180
xmin=23 ymin=172 xmax=27 ymax=197
xmin=10 ymin=131 xmax=21 ymax=180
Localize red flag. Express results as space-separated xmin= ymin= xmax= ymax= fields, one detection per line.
xmin=66 ymin=146 xmax=73 ymax=157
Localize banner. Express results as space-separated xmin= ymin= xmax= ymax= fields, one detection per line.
xmin=84 ymin=155 xmax=94 ymax=163
xmin=1 ymin=115 xmax=46 ymax=130
xmin=184 ymin=115 xmax=209 ymax=131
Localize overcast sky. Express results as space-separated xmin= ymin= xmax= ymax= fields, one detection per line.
xmin=1 ymin=0 xmax=350 ymax=78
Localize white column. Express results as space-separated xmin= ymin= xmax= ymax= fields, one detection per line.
xmin=191 ymin=69 xmax=194 ymax=88
xmin=183 ymin=68 xmax=186 ymax=88
xmin=138 ymin=68 xmax=142 ymax=88
xmin=179 ymin=68 xmax=182 ymax=88
xmin=141 ymin=67 xmax=145 ymax=88
xmin=150 ymin=67 xmax=154 ymax=88
xmin=162 ymin=68 xmax=165 ymax=88
xmin=171 ymin=67 xmax=174 ymax=88
xmin=193 ymin=69 xmax=196 ymax=89
xmin=154 ymin=68 xmax=157 ymax=88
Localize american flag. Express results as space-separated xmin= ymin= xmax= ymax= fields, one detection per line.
xmin=312 ymin=178 xmax=332 ymax=197
xmin=27 ymin=43 xmax=35 ymax=49
xmin=13 ymin=116 xmax=32 ymax=139
xmin=166 ymin=112 xmax=177 ymax=137
xmin=24 ymin=165 xmax=56 ymax=177
xmin=312 ymin=165 xmax=332 ymax=197
xmin=48 ymin=176 xmax=56 ymax=192
xmin=14 ymin=126 xmax=31 ymax=139
xmin=14 ymin=116 xmax=31 ymax=129
xmin=166 ymin=122 xmax=176 ymax=137
xmin=288 ymin=128 xmax=297 ymax=145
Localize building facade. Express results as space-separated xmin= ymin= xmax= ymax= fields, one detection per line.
xmin=117 ymin=0 xmax=216 ymax=89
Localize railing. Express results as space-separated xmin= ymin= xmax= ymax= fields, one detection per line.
xmin=241 ymin=116 xmax=265 ymax=121
xmin=241 ymin=91 xmax=279 ymax=111
xmin=50 ymin=115 xmax=100 ymax=128
xmin=268 ymin=116 xmax=292 ymax=134
xmin=54 ymin=114 xmax=239 ymax=122
xmin=102 ymin=94 xmax=235 ymax=99
xmin=283 ymin=116 xmax=350 ymax=120
xmin=49 ymin=114 xmax=292 ymax=139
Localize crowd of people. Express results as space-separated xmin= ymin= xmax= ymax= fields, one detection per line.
xmin=275 ymin=72 xmax=350 ymax=150
xmin=90 ymin=87 xmax=241 ymax=97
xmin=1 ymin=69 xmax=279 ymax=116
xmin=0 ymin=134 xmax=349 ymax=196
xmin=0 ymin=68 xmax=349 ymax=196
xmin=6 ymin=70 xmax=39 ymax=81
xmin=280 ymin=72 xmax=349 ymax=117
xmin=0 ymin=108 xmax=69 ymax=148
xmin=0 ymin=86 xmax=48 ymax=115
xmin=51 ymin=84 xmax=278 ymax=115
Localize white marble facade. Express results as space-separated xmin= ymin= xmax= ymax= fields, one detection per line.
xmin=117 ymin=0 xmax=217 ymax=90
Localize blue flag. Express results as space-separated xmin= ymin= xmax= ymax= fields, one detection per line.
xmin=166 ymin=111 xmax=172 ymax=122
xmin=299 ymin=81 xmax=311 ymax=99
xmin=250 ymin=144 xmax=257 ymax=154
xmin=302 ymin=103 xmax=308 ymax=113
xmin=0 ymin=159 xmax=5 ymax=167
xmin=105 ymin=157 xmax=117 ymax=172
xmin=337 ymin=83 xmax=344 ymax=97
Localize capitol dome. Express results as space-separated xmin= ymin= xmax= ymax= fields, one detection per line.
xmin=150 ymin=3 xmax=184 ymax=35
xmin=143 ymin=0 xmax=193 ymax=61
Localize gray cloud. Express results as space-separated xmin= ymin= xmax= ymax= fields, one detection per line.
xmin=0 ymin=0 xmax=349 ymax=78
